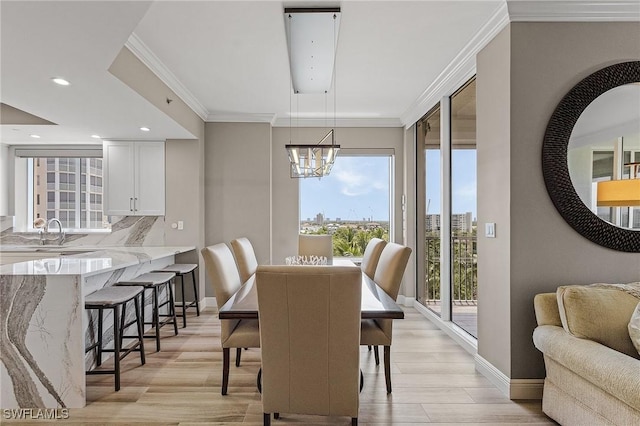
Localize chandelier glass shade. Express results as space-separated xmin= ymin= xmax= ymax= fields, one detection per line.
xmin=286 ymin=130 xmax=340 ymax=178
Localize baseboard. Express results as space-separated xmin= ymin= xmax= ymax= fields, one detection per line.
xmin=412 ymin=302 xmax=544 ymax=400
xmin=413 ymin=301 xmax=477 ymax=355
xmin=474 ymin=354 xmax=544 ymax=400
xmin=397 ymin=295 xmax=416 ymax=307
xmin=202 ymin=296 xmax=216 ymax=310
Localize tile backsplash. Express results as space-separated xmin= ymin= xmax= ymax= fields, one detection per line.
xmin=0 ymin=216 xmax=165 ymax=246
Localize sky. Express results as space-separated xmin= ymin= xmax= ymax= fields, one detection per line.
xmin=300 ymin=156 xmax=390 ymax=221
xmin=300 ymin=150 xmax=477 ymax=222
xmin=426 ymin=149 xmax=477 ymax=219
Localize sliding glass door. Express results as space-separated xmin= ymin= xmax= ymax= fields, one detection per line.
xmin=417 ymin=77 xmax=477 ymax=338
xmin=450 ymin=79 xmax=477 ymax=337
xmin=417 ymin=105 xmax=442 ymax=316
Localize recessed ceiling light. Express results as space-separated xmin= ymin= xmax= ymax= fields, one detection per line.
xmin=91 ymin=134 xmax=101 ymax=139
xmin=52 ymin=77 xmax=70 ymax=86
xmin=140 ymin=127 xmax=150 ymax=132
xmin=30 ymin=134 xmax=41 ymax=138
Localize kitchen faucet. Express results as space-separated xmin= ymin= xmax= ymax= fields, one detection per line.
xmin=40 ymin=218 xmax=66 ymax=246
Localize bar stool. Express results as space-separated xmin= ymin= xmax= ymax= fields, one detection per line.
xmin=153 ymin=264 xmax=200 ymax=328
xmin=116 ymin=272 xmax=178 ymax=352
xmin=85 ymin=285 xmax=146 ymax=391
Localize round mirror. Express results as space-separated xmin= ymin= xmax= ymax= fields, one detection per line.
xmin=568 ymin=83 xmax=640 ymax=229
xmin=542 ymin=61 xmax=640 ymax=252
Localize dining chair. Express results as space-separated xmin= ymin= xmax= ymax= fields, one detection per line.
xmin=360 ymin=242 xmax=412 ymax=393
xmin=360 ymin=238 xmax=387 ymax=280
xmin=201 ymin=243 xmax=261 ymax=395
xmin=230 ymin=237 xmax=258 ymax=283
xmin=298 ymin=234 xmax=333 ymax=264
xmin=257 ymin=265 xmax=362 ymax=426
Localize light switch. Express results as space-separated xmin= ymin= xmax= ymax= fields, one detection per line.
xmin=177 ymin=220 xmax=184 ymax=230
xmin=485 ymin=222 xmax=496 ymax=238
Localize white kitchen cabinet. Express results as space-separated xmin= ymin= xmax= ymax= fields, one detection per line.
xmin=103 ymin=141 xmax=165 ymax=216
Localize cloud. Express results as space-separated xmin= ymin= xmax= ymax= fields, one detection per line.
xmin=333 ymin=162 xmax=387 ymax=197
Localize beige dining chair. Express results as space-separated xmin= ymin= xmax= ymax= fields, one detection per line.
xmin=257 ymin=265 xmax=362 ymax=426
xmin=360 ymin=242 xmax=412 ymax=393
xmin=360 ymin=238 xmax=387 ymax=280
xmin=298 ymin=234 xmax=333 ymax=264
xmin=230 ymin=237 xmax=258 ymax=283
xmin=201 ymin=243 xmax=260 ymax=395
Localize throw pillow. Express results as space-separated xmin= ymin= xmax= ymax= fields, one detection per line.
xmin=629 ymin=302 xmax=640 ymax=356
xmin=557 ymin=285 xmax=640 ymax=358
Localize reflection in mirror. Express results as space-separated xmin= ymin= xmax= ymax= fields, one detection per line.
xmin=568 ymin=83 xmax=640 ymax=230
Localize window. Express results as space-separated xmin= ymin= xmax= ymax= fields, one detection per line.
xmin=299 ymin=154 xmax=392 ymax=257
xmin=28 ymin=157 xmax=109 ymax=231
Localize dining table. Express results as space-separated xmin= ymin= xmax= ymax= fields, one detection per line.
xmin=218 ymin=259 xmax=405 ymax=320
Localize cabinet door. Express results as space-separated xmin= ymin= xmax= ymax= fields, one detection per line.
xmin=134 ymin=142 xmax=165 ymax=215
xmin=103 ymin=141 xmax=135 ymax=215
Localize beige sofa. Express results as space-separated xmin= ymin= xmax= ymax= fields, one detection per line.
xmin=533 ymin=286 xmax=640 ymax=425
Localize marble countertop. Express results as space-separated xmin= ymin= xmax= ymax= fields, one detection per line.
xmin=0 ymin=246 xmax=195 ymax=277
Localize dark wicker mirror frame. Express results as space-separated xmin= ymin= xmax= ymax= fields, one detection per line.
xmin=542 ymin=61 xmax=640 ymax=252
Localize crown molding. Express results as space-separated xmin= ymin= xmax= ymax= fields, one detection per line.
xmin=272 ymin=116 xmax=403 ymax=128
xmin=206 ymin=113 xmax=277 ymax=124
xmin=400 ymin=2 xmax=510 ymax=127
xmin=508 ymin=0 xmax=640 ymax=22
xmin=125 ymin=33 xmax=209 ymax=121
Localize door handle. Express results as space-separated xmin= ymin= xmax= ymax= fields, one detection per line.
xmin=130 ymin=197 xmax=134 ymax=212
xmin=134 ymin=197 xmax=138 ymax=212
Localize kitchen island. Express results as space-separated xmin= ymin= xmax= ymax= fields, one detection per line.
xmin=0 ymin=246 xmax=195 ymax=409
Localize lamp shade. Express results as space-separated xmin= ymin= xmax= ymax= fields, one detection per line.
xmin=597 ymin=179 xmax=640 ymax=207
xmin=285 ymin=8 xmax=341 ymax=94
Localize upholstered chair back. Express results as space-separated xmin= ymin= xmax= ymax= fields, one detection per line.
xmin=372 ymin=243 xmax=412 ymax=341
xmin=230 ymin=237 xmax=258 ymax=283
xmin=298 ymin=234 xmax=333 ymax=264
xmin=374 ymin=242 xmax=412 ymax=301
xmin=201 ymin=243 xmax=243 ymax=340
xmin=257 ymin=265 xmax=361 ymax=420
xmin=360 ymin=238 xmax=387 ymax=280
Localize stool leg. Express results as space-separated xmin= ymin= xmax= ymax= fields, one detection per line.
xmin=167 ymin=281 xmax=179 ymax=336
xmin=192 ymin=269 xmax=200 ymax=316
xmin=97 ymin=308 xmax=103 ymax=367
xmin=134 ymin=293 xmax=146 ymax=365
xmin=113 ymin=304 xmax=121 ymax=391
xmin=119 ymin=301 xmax=127 ymax=348
xmin=153 ymin=286 xmax=161 ymax=352
xmin=180 ymin=275 xmax=187 ymax=328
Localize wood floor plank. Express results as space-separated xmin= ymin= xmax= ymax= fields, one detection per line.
xmin=3 ymin=307 xmax=553 ymax=424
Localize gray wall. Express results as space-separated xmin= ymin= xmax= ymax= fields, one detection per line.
xmin=477 ymin=22 xmax=640 ymax=380
xmin=204 ymin=122 xmax=272 ymax=296
xmin=477 ymin=25 xmax=512 ymax=376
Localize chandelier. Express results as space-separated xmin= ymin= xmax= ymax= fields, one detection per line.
xmin=284 ymin=7 xmax=341 ymax=178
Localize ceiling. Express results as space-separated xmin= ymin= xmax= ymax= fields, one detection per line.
xmin=0 ymin=1 xmax=635 ymax=145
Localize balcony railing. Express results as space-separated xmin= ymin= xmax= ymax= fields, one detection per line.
xmin=423 ymin=234 xmax=477 ymax=305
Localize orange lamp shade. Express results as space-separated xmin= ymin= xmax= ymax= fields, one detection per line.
xmin=597 ymin=179 xmax=640 ymax=207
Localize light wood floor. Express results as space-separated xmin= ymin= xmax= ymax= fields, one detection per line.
xmin=7 ymin=307 xmax=556 ymax=425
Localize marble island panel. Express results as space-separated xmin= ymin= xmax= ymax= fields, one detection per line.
xmin=0 ymin=246 xmax=196 ymax=409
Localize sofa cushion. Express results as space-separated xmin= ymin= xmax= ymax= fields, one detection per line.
xmin=630 ymin=302 xmax=640 ymax=356
xmin=557 ymin=285 xmax=640 ymax=359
